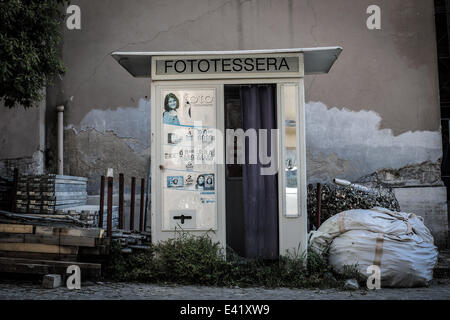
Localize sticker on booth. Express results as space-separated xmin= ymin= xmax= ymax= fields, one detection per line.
xmin=161 ymin=88 xmax=218 ymax=231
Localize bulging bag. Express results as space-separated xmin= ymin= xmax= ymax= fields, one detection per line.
xmin=309 ymin=207 xmax=438 ymax=287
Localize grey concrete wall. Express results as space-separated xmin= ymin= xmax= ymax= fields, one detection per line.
xmin=45 ymin=0 xmax=441 ymax=188
xmin=38 ymin=0 xmax=446 ymax=243
xmin=395 ymin=187 xmax=448 ymax=248
xmin=0 ymin=97 xmax=45 ymax=177
xmin=0 ymin=0 xmax=445 ymax=245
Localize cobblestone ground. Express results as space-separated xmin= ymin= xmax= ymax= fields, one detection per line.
xmin=0 ymin=278 xmax=449 ymax=300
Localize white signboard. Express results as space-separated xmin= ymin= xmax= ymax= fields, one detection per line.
xmin=161 ymin=88 xmax=218 ymax=230
xmin=152 ymin=53 xmax=303 ymax=80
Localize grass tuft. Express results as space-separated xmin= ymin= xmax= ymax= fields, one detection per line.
xmin=103 ymin=232 xmax=357 ymax=289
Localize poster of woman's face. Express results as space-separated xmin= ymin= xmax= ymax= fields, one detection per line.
xmin=165 ymin=93 xmax=178 ymax=111
xmin=161 ymin=89 xmax=216 ymax=128
xmin=163 ymin=93 xmax=180 ymax=125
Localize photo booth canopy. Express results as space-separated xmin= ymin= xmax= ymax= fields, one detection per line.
xmin=111 ymin=47 xmax=342 ymax=78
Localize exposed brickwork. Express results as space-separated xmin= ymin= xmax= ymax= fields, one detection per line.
xmin=0 ymin=151 xmax=44 ymax=178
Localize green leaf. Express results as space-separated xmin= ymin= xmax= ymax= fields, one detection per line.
xmin=0 ymin=0 xmax=68 ymax=108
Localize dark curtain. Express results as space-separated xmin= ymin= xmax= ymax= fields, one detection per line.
xmin=240 ymin=85 xmax=279 ymax=259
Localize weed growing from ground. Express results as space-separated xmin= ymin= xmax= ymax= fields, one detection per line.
xmin=103 ymin=232 xmax=357 ymax=289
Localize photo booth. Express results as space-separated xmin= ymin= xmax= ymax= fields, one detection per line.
xmin=112 ymin=48 xmax=341 ymax=257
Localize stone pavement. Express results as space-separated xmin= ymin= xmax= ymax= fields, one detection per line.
xmin=0 ymin=278 xmax=449 ymax=300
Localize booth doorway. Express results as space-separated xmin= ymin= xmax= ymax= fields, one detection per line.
xmin=224 ymin=84 xmax=279 ymax=259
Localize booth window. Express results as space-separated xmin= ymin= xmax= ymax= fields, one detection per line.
xmin=282 ymin=84 xmax=300 ymax=217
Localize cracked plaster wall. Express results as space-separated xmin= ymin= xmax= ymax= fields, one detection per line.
xmin=306 ymin=101 xmax=443 ymax=184
xmin=66 ymin=98 xmax=151 ymax=153
xmin=62 ymin=98 xmax=151 ymax=193
xmin=64 ymin=128 xmax=149 ymax=194
xmin=44 ymin=0 xmax=442 ymax=192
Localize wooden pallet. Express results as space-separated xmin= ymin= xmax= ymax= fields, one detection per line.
xmin=0 ymin=221 xmax=109 ymax=269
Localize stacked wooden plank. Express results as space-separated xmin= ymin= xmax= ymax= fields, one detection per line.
xmin=15 ymin=174 xmax=88 ymax=214
xmin=0 ymin=222 xmax=108 ymax=279
xmin=0 ymin=210 xmax=91 ymax=228
xmin=0 ymin=223 xmax=108 ymax=260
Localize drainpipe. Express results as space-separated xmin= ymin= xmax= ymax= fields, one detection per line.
xmin=57 ymin=105 xmax=64 ymax=175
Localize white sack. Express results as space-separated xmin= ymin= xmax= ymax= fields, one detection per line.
xmin=309 ymin=207 xmax=438 ymax=287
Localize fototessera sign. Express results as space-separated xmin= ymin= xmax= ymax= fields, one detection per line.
xmin=152 ymin=53 xmax=303 ymax=80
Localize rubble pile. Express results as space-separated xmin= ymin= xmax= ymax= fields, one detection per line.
xmin=307 ymin=182 xmax=400 ymax=229
xmin=356 ymin=161 xmax=443 ymax=188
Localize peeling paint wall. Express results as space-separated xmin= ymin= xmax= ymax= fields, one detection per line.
xmin=0 ymin=0 xmax=445 ymax=242
xmin=47 ymin=0 xmax=441 ymax=177
xmin=305 ymin=101 xmax=443 ymax=183
xmin=61 ymin=98 xmax=151 ymax=192
xmin=67 ymin=98 xmax=151 ymax=153
xmin=37 ymin=0 xmax=447 ymax=243
xmin=52 ymin=0 xmax=440 ymax=130
xmin=64 ymin=127 xmax=149 ymax=194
